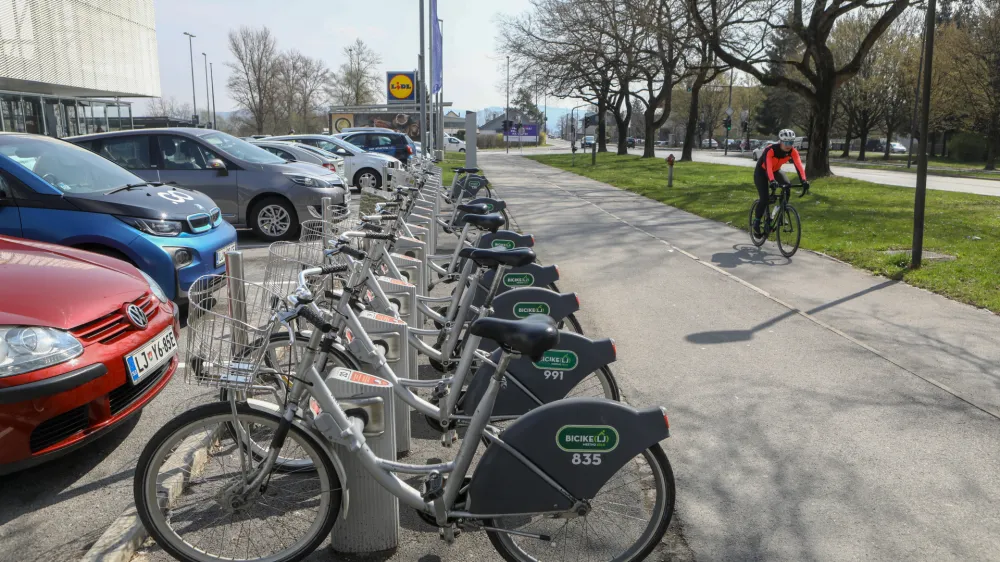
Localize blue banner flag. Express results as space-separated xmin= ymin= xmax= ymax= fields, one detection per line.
xmin=431 ymin=0 xmax=442 ymax=94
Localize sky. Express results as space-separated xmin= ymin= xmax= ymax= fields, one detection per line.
xmin=137 ymin=0 xmax=575 ymax=117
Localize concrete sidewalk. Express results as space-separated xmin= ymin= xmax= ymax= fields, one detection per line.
xmin=481 ymin=152 xmax=1000 ymax=561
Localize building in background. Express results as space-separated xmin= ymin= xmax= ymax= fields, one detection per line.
xmin=0 ymin=0 xmax=160 ymax=137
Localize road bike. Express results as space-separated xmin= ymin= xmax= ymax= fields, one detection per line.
xmin=749 ymin=182 xmax=807 ymax=257
xmin=134 ymin=266 xmax=674 ymax=562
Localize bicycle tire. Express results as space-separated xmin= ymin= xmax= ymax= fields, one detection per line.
xmin=485 ymin=444 xmax=674 ymax=562
xmin=500 ymin=208 xmax=511 ymax=230
xmin=777 ymin=204 xmax=801 ymax=257
xmin=748 ymin=199 xmax=767 ymax=247
xmin=559 ymin=312 xmax=585 ymax=335
xmin=134 ymin=401 xmax=342 ymax=562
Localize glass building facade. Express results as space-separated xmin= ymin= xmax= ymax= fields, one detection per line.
xmin=0 ymin=92 xmax=132 ymax=137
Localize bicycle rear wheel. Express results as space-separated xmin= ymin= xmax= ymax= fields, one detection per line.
xmin=776 ymin=205 xmax=802 ymax=257
xmin=486 ymin=444 xmax=674 ymax=562
xmin=748 ymin=200 xmax=767 ymax=247
xmin=558 ymin=312 xmax=585 ymax=335
xmin=134 ymin=401 xmax=341 ymax=562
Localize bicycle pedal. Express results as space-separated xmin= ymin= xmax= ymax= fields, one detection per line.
xmin=422 ymin=471 xmax=444 ymax=502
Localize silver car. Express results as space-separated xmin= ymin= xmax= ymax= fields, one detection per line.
xmin=252 ymin=140 xmax=348 ymax=185
xmin=69 ymin=128 xmax=347 ymax=241
xmin=267 ymin=134 xmax=401 ymax=191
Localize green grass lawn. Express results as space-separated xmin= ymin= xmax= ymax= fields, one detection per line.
xmin=828 ymin=156 xmax=1000 ymax=180
xmin=527 ymin=152 xmax=1000 ymax=313
xmin=434 ymin=152 xmax=466 ymax=185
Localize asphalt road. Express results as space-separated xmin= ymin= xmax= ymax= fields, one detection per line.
xmin=480 ymin=152 xmax=1000 ymax=560
xmin=536 ymin=139 xmax=1000 ymax=196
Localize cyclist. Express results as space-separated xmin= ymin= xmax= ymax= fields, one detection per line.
xmin=753 ymin=129 xmax=810 ymax=237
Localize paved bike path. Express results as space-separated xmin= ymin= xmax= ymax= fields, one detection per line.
xmin=481 ymin=153 xmax=1000 ymax=561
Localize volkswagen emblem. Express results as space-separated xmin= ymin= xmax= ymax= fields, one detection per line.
xmin=124 ymin=304 xmax=148 ymax=330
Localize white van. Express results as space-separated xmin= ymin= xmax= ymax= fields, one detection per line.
xmin=444 ymin=134 xmax=467 ymax=152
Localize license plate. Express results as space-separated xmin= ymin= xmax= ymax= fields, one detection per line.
xmin=125 ymin=328 xmax=178 ymax=384
xmin=215 ymin=242 xmax=237 ymax=267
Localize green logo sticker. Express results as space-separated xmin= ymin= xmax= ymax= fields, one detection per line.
xmin=533 ymin=349 xmax=578 ymax=370
xmin=514 ymin=302 xmax=550 ymax=318
xmin=492 ymin=239 xmax=515 ymax=250
xmin=485 ymin=203 xmax=495 ymax=211
xmin=556 ymin=425 xmax=619 ymax=453
xmin=503 ymin=272 xmax=534 ymax=287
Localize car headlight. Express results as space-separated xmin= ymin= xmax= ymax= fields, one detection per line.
xmin=0 ymin=326 xmax=83 ymax=378
xmin=137 ymin=269 xmax=169 ymax=303
xmin=118 ymin=216 xmax=183 ymax=237
xmin=284 ymin=173 xmax=327 ymax=187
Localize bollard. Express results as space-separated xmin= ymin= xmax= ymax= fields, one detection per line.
xmin=320 ymin=196 xmax=334 ymax=250
xmin=224 ymin=251 xmax=248 ymax=347
xmin=354 ymin=310 xmax=411 ymax=455
xmin=465 ymin=110 xmax=477 ymax=168
xmin=666 ymin=154 xmax=675 ymax=188
xmin=326 ymin=368 xmax=399 ymax=553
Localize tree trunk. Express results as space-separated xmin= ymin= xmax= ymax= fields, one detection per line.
xmin=986 ymin=137 xmax=997 ymax=171
xmin=615 ymin=106 xmax=630 ymax=156
xmin=857 ymin=127 xmax=869 ymax=161
xmin=841 ymin=114 xmax=854 ymax=158
xmin=643 ymin=123 xmax=657 ymax=158
xmin=597 ymin=97 xmax=608 ymax=153
xmin=883 ymin=125 xmax=893 ymax=160
xmin=805 ymin=92 xmax=833 ymax=178
xmin=681 ymin=81 xmax=703 ymax=162
xmin=927 ymin=131 xmax=937 ymax=157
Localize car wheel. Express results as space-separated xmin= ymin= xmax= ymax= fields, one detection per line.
xmin=250 ymin=197 xmax=298 ymax=242
xmin=354 ymin=168 xmax=382 ymax=190
xmin=459 ymin=148 xmax=465 ymax=153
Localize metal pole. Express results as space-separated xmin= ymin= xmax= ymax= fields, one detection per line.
xmin=912 ymin=0 xmax=936 ymax=269
xmin=210 ymin=62 xmax=217 ymax=130
xmin=906 ymin=20 xmax=927 ymax=169
xmin=183 ymin=32 xmax=197 ymax=120
xmin=224 ymin=251 xmax=247 ymax=348
xmin=506 ymin=56 xmax=510 ymax=154
xmin=419 ymin=0 xmax=428 ymax=152
xmin=724 ymin=67 xmax=734 ymax=155
xmin=438 ymin=18 xmax=445 ymax=152
xmin=202 ymin=53 xmax=210 ymax=128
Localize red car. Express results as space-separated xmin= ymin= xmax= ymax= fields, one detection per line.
xmin=0 ymin=236 xmax=180 ymax=474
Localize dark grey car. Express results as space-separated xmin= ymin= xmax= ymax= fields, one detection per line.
xmin=69 ymin=128 xmax=348 ymax=241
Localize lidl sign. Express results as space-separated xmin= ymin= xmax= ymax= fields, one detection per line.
xmin=387 ymin=71 xmax=416 ymax=103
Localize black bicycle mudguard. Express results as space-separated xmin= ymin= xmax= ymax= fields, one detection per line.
xmin=459 ymin=331 xmax=616 ymax=416
xmin=466 ymin=398 xmax=669 ymax=515
xmin=477 ymin=230 xmax=534 ymax=250
xmin=451 ymin=174 xmax=488 ymax=200
xmin=474 ymin=264 xmax=560 ymax=306
xmin=478 ymin=288 xmax=580 ymax=351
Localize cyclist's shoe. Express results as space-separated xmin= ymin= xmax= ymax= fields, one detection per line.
xmin=752 ymin=219 xmax=764 ymax=238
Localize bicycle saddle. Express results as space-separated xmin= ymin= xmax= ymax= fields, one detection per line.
xmin=452 ymin=167 xmax=480 ymax=174
xmin=458 ymin=246 xmax=536 ymax=268
xmin=458 ymin=212 xmax=505 ymax=233
xmin=469 ymin=314 xmax=559 ymax=360
xmin=457 ymin=202 xmax=490 ymax=215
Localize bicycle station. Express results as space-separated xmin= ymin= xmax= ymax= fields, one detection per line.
xmin=133 ymin=148 xmax=676 ymax=562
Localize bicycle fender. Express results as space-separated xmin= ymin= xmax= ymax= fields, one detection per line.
xmin=466 ymin=398 xmax=669 ymax=516
xmin=475 ymin=264 xmax=560 ymax=306
xmin=244 ymin=398 xmax=350 ymax=521
xmin=477 ymin=230 xmax=534 ymax=250
xmin=481 ymin=288 xmax=579 ymax=351
xmin=464 ymin=197 xmax=506 ymax=213
xmin=461 ymin=332 xmax=615 ymax=416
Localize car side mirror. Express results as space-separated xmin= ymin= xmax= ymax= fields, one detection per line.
xmin=207 ymin=158 xmax=228 ymax=176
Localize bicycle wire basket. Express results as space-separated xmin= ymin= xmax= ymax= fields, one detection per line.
xmin=184 ymin=274 xmax=287 ymax=392
xmin=263 ymin=240 xmax=350 ymax=300
xmin=300 ymin=204 xmax=357 ymax=249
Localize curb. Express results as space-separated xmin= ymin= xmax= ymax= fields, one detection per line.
xmin=80 ymin=428 xmax=216 ymax=562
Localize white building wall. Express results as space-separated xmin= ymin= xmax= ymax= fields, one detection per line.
xmin=0 ymin=0 xmax=159 ymax=97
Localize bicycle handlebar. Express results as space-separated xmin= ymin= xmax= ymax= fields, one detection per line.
xmin=773 ymin=182 xmax=809 ymax=198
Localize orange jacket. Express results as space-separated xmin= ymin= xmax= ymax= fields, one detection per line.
xmin=760 ymin=144 xmax=807 ymax=182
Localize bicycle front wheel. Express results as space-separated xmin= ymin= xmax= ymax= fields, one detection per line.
xmin=135 ymin=401 xmax=342 ymax=562
xmin=486 ymin=444 xmax=674 ymax=562
xmin=777 ymin=205 xmax=801 ymax=257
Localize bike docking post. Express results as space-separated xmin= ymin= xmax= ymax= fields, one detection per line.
xmin=353 ymin=310 xmax=412 ymax=455
xmin=376 ymin=275 xmax=419 ymax=385
xmin=320 ymin=196 xmax=334 ymax=251
xmin=223 ymin=251 xmax=248 ymax=346
xmin=666 ymin=154 xmax=675 ymax=187
xmin=390 ymin=252 xmax=427 ymax=301
xmin=324 ymin=367 xmax=399 ymax=553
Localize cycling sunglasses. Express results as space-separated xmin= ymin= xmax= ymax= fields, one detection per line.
xmin=780 ymin=141 xmax=794 ymax=148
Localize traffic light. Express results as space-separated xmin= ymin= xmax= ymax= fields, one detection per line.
xmin=723 ymin=116 xmax=732 ymax=131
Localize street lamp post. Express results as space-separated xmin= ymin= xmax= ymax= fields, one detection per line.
xmin=210 ymin=62 xmax=217 ymax=130
xmin=202 ymin=53 xmax=210 ymax=128
xmin=912 ymin=0 xmax=937 ymax=269
xmin=183 ymin=32 xmax=197 ymax=122
xmin=506 ymin=55 xmax=510 ymax=155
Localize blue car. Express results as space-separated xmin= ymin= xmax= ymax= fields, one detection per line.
xmin=0 ymin=133 xmax=237 ymax=304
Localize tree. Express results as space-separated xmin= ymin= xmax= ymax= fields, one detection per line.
xmin=680 ymin=38 xmax=727 ymax=160
xmin=955 ymin=1 xmax=1000 ymax=169
xmin=690 ymin=0 xmax=915 ymax=177
xmin=830 ymin=13 xmax=887 ymax=161
xmin=511 ymin=86 xmax=543 ymax=124
xmin=144 ymin=97 xmax=192 ymax=120
xmin=226 ymin=26 xmax=279 ymax=134
xmin=754 ymin=23 xmax=803 ymax=136
xmin=328 ymin=39 xmax=383 ymax=106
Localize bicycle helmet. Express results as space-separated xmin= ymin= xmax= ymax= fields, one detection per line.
xmin=778 ymin=129 xmax=796 ymax=144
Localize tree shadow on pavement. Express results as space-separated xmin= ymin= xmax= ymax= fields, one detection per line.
xmin=685 ymin=280 xmax=897 ymax=344
xmin=711 ymin=244 xmax=791 ymax=269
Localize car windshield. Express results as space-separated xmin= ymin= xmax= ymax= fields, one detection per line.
xmin=296 ymin=143 xmax=337 ymax=160
xmin=199 ymin=131 xmax=286 ymax=164
xmin=0 ymin=135 xmax=144 ymax=194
